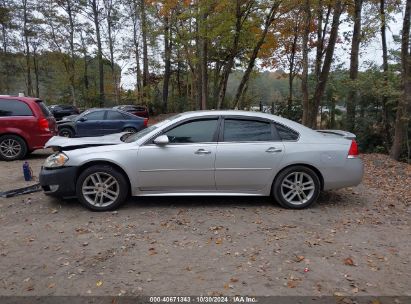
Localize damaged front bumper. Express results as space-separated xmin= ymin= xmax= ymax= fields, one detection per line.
xmin=39 ymin=166 xmax=77 ymax=198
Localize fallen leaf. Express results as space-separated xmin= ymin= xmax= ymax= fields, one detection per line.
xmin=230 ymin=278 xmax=239 ymax=283
xmin=215 ymin=238 xmax=223 ymax=245
xmin=287 ymin=280 xmax=297 ymax=288
xmin=295 ymin=255 xmax=305 ymax=262
xmin=96 ymin=280 xmax=103 ymax=287
xmin=344 ymin=257 xmax=355 ymax=266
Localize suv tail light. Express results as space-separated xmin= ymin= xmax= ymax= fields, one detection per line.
xmin=347 ymin=140 xmax=358 ymax=158
xmin=38 ymin=118 xmax=50 ymax=132
xmin=143 ymin=118 xmax=148 ymax=127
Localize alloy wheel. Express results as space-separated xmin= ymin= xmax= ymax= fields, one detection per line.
xmin=82 ymin=172 xmax=120 ymax=207
xmin=280 ymin=171 xmax=315 ymax=206
xmin=0 ymin=138 xmax=22 ymax=159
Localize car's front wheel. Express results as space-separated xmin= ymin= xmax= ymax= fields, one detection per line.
xmin=272 ymin=166 xmax=320 ymax=209
xmin=59 ymin=127 xmax=74 ymax=138
xmin=76 ymin=165 xmax=129 ymax=211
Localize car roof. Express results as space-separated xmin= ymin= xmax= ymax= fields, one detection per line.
xmin=176 ymin=110 xmax=318 ymax=137
xmin=0 ymin=95 xmax=41 ymax=103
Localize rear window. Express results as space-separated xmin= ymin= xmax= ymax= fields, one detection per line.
xmin=0 ymin=99 xmax=33 ymax=116
xmin=36 ymin=100 xmax=52 ymax=117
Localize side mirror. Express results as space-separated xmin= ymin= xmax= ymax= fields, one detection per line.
xmin=153 ymin=135 xmax=169 ymax=145
xmin=78 ymin=117 xmax=87 ymax=122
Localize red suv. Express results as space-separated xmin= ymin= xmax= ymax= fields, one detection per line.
xmin=0 ymin=96 xmax=57 ymax=160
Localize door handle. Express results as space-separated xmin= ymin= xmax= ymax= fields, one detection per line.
xmin=195 ymin=149 xmax=211 ymax=155
xmin=265 ymin=147 xmax=282 ymax=153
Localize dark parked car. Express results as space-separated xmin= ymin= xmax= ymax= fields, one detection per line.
xmin=57 ymin=108 xmax=147 ymax=137
xmin=113 ymin=105 xmax=149 ymax=118
xmin=0 ymin=95 xmax=57 ymax=160
xmin=49 ymin=104 xmax=80 ymax=121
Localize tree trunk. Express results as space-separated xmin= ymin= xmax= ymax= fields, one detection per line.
xmin=22 ymin=0 xmax=33 ymax=96
xmin=287 ymin=32 xmax=298 ymax=116
xmin=32 ymin=48 xmax=39 ymax=97
xmin=314 ymin=0 xmax=324 ymax=81
xmin=195 ymin=12 xmax=202 ymax=110
xmin=130 ymin=0 xmax=142 ymax=104
xmin=91 ymin=0 xmax=104 ymax=107
xmin=390 ymin=0 xmax=411 ymax=160
xmin=216 ymin=0 xmax=253 ymax=109
xmin=346 ymin=0 xmax=363 ymax=132
xmin=140 ymin=0 xmax=149 ymax=103
xmin=162 ymin=15 xmax=171 ymax=113
xmin=233 ymin=1 xmax=280 ymax=108
xmin=199 ymin=11 xmax=208 ymax=110
xmin=66 ymin=0 xmax=77 ymax=106
xmin=308 ymin=0 xmax=343 ymax=129
xmin=105 ymin=0 xmax=119 ymax=104
xmin=380 ymin=0 xmax=392 ymax=147
xmin=301 ymin=0 xmax=311 ymax=126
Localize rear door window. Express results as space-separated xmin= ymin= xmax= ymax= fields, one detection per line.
xmin=83 ymin=110 xmax=105 ymax=120
xmin=0 ymin=99 xmax=33 ymax=116
xmin=223 ymin=119 xmax=274 ymax=142
xmin=106 ymin=110 xmax=126 ymax=120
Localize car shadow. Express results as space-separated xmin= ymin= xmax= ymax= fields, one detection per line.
xmin=123 ymin=196 xmax=275 ymax=209
xmin=44 ymin=189 xmax=364 ymax=211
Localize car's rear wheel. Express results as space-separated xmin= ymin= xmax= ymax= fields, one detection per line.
xmin=0 ymin=135 xmax=27 ymax=161
xmin=273 ymin=166 xmax=320 ymax=209
xmin=76 ymin=165 xmax=129 ymax=211
xmin=59 ymin=127 xmax=74 ymax=138
xmin=123 ymin=127 xmax=137 ymax=133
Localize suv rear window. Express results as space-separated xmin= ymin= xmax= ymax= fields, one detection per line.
xmin=0 ymin=99 xmax=33 ymax=116
xmin=36 ymin=100 xmax=52 ymax=117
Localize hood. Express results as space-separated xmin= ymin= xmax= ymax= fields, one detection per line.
xmin=45 ymin=132 xmax=129 ymax=151
xmin=58 ymin=114 xmax=78 ymax=123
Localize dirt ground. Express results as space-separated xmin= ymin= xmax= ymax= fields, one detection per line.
xmin=0 ymin=151 xmax=410 ymax=296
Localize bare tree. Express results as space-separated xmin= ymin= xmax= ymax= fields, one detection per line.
xmin=307 ymin=0 xmax=344 ymax=129
xmin=233 ymin=0 xmax=282 ymax=108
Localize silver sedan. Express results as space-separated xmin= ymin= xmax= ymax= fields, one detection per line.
xmin=39 ymin=111 xmax=364 ymax=211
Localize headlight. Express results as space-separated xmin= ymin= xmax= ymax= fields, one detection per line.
xmin=44 ymin=152 xmax=69 ymax=168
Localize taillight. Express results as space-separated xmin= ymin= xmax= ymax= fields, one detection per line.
xmin=38 ymin=118 xmax=50 ymax=132
xmin=143 ymin=118 xmax=148 ymax=127
xmin=348 ymin=140 xmax=358 ymax=158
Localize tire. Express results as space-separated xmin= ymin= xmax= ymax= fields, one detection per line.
xmin=59 ymin=127 xmax=74 ymax=138
xmin=0 ymin=135 xmax=28 ymax=161
xmin=76 ymin=165 xmax=129 ymax=211
xmin=272 ymin=166 xmax=321 ymax=209
xmin=123 ymin=127 xmax=137 ymax=134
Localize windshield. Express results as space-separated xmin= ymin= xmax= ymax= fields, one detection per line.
xmin=123 ymin=114 xmax=182 ymax=143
